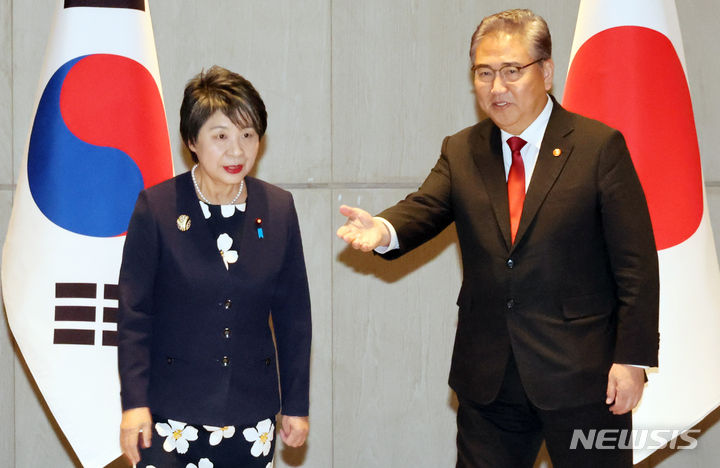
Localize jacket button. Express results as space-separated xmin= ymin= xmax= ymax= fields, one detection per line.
xmin=223 ymin=299 xmax=232 ymax=309
xmin=221 ymin=356 xmax=230 ymax=366
xmin=223 ymin=328 xmax=231 ymax=339
xmin=506 ymin=259 xmax=514 ymax=269
xmin=167 ymin=357 xmax=174 ymax=365
xmin=265 ymin=358 xmax=272 ymax=366
xmin=506 ymin=299 xmax=515 ymax=309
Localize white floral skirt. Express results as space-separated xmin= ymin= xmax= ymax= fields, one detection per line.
xmin=138 ymin=414 xmax=276 ymax=468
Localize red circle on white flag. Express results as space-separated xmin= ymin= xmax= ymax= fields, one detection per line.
xmin=563 ymin=26 xmax=703 ymax=250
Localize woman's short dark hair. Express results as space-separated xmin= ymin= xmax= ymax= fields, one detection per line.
xmin=180 ymin=66 xmax=267 ymax=163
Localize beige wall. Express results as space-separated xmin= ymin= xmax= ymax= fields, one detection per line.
xmin=2 ymin=0 xmax=720 ymax=467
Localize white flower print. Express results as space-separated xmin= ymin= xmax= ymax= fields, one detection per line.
xmin=216 ymin=233 xmax=238 ymax=269
xmin=266 ymin=461 xmax=274 ymax=468
xmin=155 ymin=419 xmax=199 ymax=454
xmin=242 ymin=418 xmax=275 ymax=457
xmin=203 ymin=424 xmax=236 ymax=446
xmin=220 ymin=204 xmax=236 ymax=218
xmin=199 ymin=200 xmax=211 ymax=219
xmin=186 ymin=458 xmax=213 ymax=468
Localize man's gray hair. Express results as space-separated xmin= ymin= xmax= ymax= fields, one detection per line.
xmin=469 ymin=9 xmax=552 ymax=63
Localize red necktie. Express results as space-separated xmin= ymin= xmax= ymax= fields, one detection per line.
xmin=507 ymin=136 xmax=527 ymax=243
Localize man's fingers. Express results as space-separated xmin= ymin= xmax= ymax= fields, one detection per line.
xmin=606 ymin=380 xmax=616 ymax=405
xmin=337 ymin=225 xmax=362 ymax=247
xmin=338 ymin=223 xmax=381 ymax=251
xmin=339 ymin=204 xmax=358 ymax=218
xmin=608 ymin=393 xmax=625 ymax=414
xmin=337 ymin=228 xmax=363 ymax=248
xmin=336 ymin=224 xmax=352 ymax=239
xmin=337 ymin=206 xmax=366 ymax=245
xmin=352 ymin=238 xmax=372 ymax=252
xmin=337 ymin=205 xmax=386 ymax=252
xmin=606 ymin=364 xmax=645 ymax=414
xmin=339 ymin=204 xmax=366 ymax=224
xmin=339 ymin=205 xmax=373 ymax=226
xmin=609 ymin=400 xmax=630 ymax=415
xmin=609 ymin=390 xmax=639 ymax=415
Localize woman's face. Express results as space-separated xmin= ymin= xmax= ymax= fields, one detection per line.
xmin=188 ymin=110 xmax=259 ymax=189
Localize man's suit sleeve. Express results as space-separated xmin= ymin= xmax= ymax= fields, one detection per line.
xmin=377 ymin=136 xmax=455 ymax=259
xmin=598 ymin=130 xmax=660 ymax=367
xmin=117 ymin=191 xmax=159 ymax=410
xmin=271 ymin=193 xmax=312 ymax=416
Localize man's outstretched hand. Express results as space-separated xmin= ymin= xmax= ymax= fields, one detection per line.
xmin=336 ymin=205 xmax=390 ymax=252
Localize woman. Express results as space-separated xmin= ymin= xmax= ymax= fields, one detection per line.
xmin=118 ymin=66 xmax=311 ymax=468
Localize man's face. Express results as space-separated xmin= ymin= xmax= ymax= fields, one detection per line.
xmin=473 ymin=32 xmax=554 ymax=135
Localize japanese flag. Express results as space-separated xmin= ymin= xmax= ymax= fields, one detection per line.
xmin=563 ymin=0 xmax=720 ymax=462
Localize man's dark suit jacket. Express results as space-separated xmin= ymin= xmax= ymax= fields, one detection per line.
xmin=379 ymin=100 xmax=659 ymax=410
xmin=118 ymin=172 xmax=311 ymax=425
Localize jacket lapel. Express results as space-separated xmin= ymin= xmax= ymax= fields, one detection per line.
xmin=175 ymin=171 xmax=233 ymax=276
xmin=471 ymin=123 xmax=513 ymax=250
xmin=511 ymin=101 xmax=575 ymax=251
xmin=235 ymin=177 xmax=266 ymax=272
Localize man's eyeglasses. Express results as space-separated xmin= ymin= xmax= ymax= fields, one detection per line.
xmin=471 ymin=59 xmax=544 ymax=83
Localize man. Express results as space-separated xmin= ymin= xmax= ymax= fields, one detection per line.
xmin=337 ymin=9 xmax=659 ymax=468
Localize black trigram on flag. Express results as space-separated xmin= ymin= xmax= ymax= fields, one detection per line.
xmin=64 ymin=0 xmax=145 ymax=10
xmin=53 ymin=282 xmax=118 ymax=346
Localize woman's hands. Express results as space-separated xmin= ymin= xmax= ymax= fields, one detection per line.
xmin=280 ymin=414 xmax=309 ymax=447
xmin=120 ymin=406 xmax=152 ymax=465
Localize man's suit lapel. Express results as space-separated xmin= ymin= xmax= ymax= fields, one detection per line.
xmin=512 ymin=101 xmax=575 ymax=250
xmin=471 ymin=100 xmax=577 ymax=252
xmin=471 ymin=124 xmax=514 ymax=250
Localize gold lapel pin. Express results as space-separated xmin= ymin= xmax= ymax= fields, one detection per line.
xmin=176 ymin=214 xmax=191 ymax=231
xmin=553 ymin=148 xmax=562 ymax=157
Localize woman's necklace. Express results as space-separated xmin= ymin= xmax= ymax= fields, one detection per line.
xmin=191 ymin=164 xmax=244 ymax=205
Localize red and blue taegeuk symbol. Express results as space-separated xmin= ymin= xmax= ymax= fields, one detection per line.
xmin=28 ymin=54 xmax=173 ymax=237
